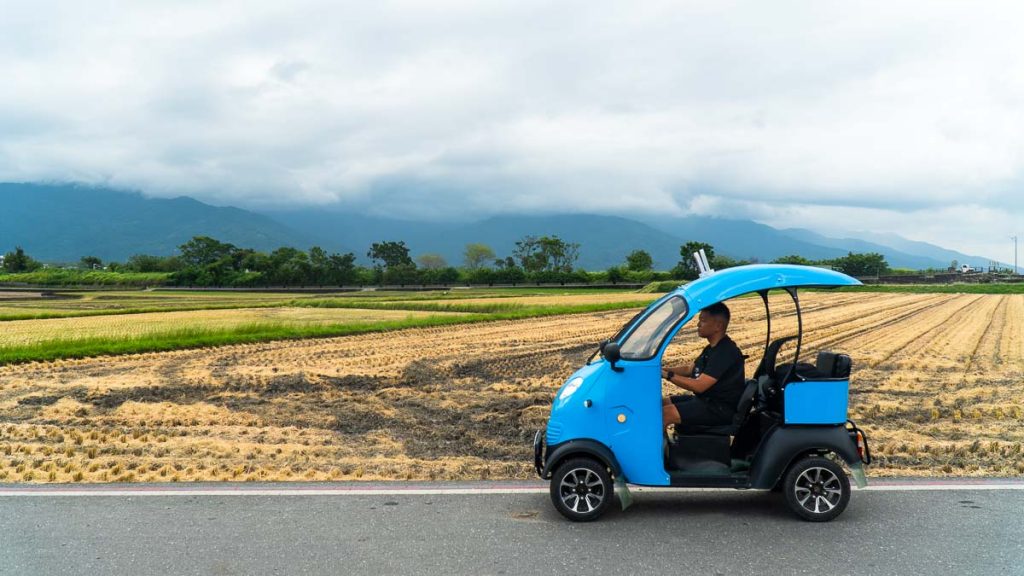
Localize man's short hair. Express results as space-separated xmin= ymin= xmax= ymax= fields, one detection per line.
xmin=703 ymin=302 xmax=730 ymax=327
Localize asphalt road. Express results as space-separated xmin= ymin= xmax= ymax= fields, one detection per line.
xmin=1 ymin=481 xmax=1022 ymax=576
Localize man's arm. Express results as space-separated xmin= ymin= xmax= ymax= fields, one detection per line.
xmin=663 ymin=362 xmax=695 ymax=377
xmin=661 ymin=369 xmax=718 ymax=393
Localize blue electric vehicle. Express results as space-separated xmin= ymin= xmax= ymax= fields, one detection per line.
xmin=534 ymin=263 xmax=872 ymax=522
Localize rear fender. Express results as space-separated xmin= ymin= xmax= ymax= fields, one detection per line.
xmin=542 ymin=438 xmax=622 ymax=480
xmin=749 ymin=425 xmax=861 ymax=489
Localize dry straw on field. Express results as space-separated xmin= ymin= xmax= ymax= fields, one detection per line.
xmin=0 ymin=292 xmax=1022 ymax=482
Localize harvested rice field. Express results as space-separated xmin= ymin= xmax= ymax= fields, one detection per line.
xmin=0 ymin=291 xmax=1022 ymax=483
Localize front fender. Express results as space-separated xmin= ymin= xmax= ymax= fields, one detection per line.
xmin=542 ymin=438 xmax=623 ymax=480
xmin=749 ymin=425 xmax=861 ymax=489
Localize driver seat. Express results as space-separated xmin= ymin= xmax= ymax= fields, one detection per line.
xmin=755 ymin=335 xmax=797 ymax=380
xmin=675 ymin=377 xmax=759 ymax=437
xmin=673 ymin=335 xmax=795 ymax=437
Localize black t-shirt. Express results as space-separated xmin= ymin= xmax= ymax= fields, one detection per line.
xmin=693 ymin=336 xmax=745 ymax=415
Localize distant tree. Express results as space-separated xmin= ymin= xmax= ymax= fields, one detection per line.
xmin=417 ymin=253 xmax=448 ymax=270
xmin=381 ymin=264 xmax=419 ymax=285
xmin=80 ymin=256 xmax=103 ymax=270
xmin=710 ymin=254 xmax=747 ymax=270
xmin=126 ymin=254 xmax=182 ymax=273
xmin=2 ymin=246 xmax=42 ymax=273
xmin=494 ymin=256 xmax=517 ymax=270
xmin=309 ymin=246 xmax=330 ymax=271
xmin=463 ymin=243 xmax=496 ymax=270
xmin=179 ymin=236 xmax=236 ymax=268
xmin=437 ymin=267 xmax=460 ymax=284
xmin=307 ymin=246 xmax=331 ymax=285
xmin=772 ymin=254 xmax=813 ymax=266
xmin=513 ymin=236 xmax=544 ymax=272
xmin=606 ymin=266 xmax=625 ymax=283
xmin=950 ymin=259 xmax=959 ymax=272
xmin=239 ymin=251 xmax=270 ymax=274
xmin=326 ymin=252 xmax=358 ymax=285
xmin=513 ymin=235 xmax=580 ymax=273
xmin=829 ymin=252 xmax=890 ymax=277
xmin=673 ymin=241 xmax=715 ymax=279
xmin=266 ymin=247 xmax=312 ymax=285
xmin=625 ymin=249 xmax=653 ymax=272
xmin=367 ymin=241 xmax=414 ymax=270
xmin=303 ymin=246 xmax=358 ymax=285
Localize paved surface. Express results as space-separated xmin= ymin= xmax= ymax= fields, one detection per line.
xmin=1 ymin=480 xmax=1022 ymax=576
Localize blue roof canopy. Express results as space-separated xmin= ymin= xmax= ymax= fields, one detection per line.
xmin=675 ymin=264 xmax=861 ymax=311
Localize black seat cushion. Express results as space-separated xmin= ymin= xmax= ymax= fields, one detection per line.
xmin=677 ymin=378 xmax=759 ymax=436
xmin=776 ymin=352 xmax=853 ymax=382
xmin=775 ymin=361 xmax=825 ymax=381
xmin=817 ymin=351 xmax=851 ymax=378
xmin=754 ymin=336 xmax=797 ymax=379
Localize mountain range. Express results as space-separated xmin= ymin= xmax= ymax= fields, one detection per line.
xmin=0 ymin=183 xmax=992 ymax=270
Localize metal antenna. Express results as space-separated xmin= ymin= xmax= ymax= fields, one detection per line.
xmin=698 ymin=248 xmax=714 ymax=277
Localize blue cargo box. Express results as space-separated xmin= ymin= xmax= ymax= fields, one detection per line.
xmin=784 ymin=380 xmax=849 ymax=425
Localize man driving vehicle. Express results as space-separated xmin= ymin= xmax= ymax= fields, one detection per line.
xmin=661 ymin=302 xmax=745 ymax=433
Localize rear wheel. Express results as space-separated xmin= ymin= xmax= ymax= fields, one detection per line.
xmin=549 ymin=457 xmax=613 ymax=522
xmin=782 ymin=456 xmax=850 ymax=522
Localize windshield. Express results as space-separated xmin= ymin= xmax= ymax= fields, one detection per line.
xmin=619 ymin=295 xmax=688 ymax=360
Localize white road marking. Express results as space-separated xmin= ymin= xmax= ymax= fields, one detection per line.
xmin=1 ymin=481 xmax=1022 ymax=497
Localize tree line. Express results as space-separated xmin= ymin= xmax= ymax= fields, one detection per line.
xmin=1 ymin=238 xmax=891 ymax=286
xmin=671 ymin=242 xmax=892 ymax=278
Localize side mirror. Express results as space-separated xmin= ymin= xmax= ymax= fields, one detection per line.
xmin=602 ymin=342 xmax=624 ymax=372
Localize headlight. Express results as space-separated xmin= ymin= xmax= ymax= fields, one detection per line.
xmin=559 ymin=377 xmax=584 ymax=400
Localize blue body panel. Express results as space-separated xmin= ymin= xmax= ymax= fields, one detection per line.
xmin=600 ymin=359 xmax=667 ymax=485
xmin=547 ymin=359 xmax=669 ymax=485
xmin=544 ymin=264 xmax=862 ymax=486
xmin=547 ymin=362 xmax=606 ymax=446
xmin=784 ymin=380 xmax=850 ymax=425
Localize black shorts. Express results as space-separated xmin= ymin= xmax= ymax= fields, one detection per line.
xmin=670 ymin=395 xmax=732 ymax=427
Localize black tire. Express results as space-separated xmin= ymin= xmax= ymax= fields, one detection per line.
xmin=549 ymin=457 xmax=614 ymax=522
xmin=782 ymin=456 xmax=851 ymax=522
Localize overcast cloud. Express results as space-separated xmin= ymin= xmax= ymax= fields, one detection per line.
xmin=1 ymin=1 xmax=1022 ymax=259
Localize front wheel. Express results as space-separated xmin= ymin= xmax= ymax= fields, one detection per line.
xmin=549 ymin=457 xmax=613 ymax=522
xmin=782 ymin=456 xmax=851 ymax=522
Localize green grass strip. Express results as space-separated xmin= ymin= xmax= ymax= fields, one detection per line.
xmin=830 ymin=283 xmax=1024 ymax=295
xmin=0 ymin=296 xmax=650 ymax=322
xmin=287 ymin=298 xmax=651 ymax=315
xmin=0 ymin=301 xmax=293 ymax=322
xmin=0 ymin=271 xmax=171 ymax=286
xmin=0 ymin=302 xmax=649 ymax=365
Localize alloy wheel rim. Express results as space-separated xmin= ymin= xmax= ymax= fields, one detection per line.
xmin=559 ymin=468 xmax=605 ymax=514
xmin=794 ymin=466 xmax=842 ymax=514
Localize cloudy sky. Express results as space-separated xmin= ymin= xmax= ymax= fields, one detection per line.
xmin=2 ymin=1 xmax=1022 ymax=259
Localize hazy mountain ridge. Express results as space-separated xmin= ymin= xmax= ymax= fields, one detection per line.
xmin=0 ymin=183 xmax=993 ymax=269
xmin=778 ymin=228 xmax=988 ymax=270
xmin=0 ymin=183 xmax=312 ymax=262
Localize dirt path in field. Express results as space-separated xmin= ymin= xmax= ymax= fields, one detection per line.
xmin=0 ymin=292 xmax=1021 ymax=482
